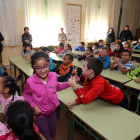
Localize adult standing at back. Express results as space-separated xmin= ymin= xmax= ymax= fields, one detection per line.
xmin=119 ymin=25 xmax=133 ymax=42
xmin=106 ymin=27 xmax=115 ymax=44
xmin=0 ymin=32 xmax=4 ymax=63
xmin=22 ymin=27 xmax=32 ymax=52
xmin=58 ymin=28 xmax=67 ymax=45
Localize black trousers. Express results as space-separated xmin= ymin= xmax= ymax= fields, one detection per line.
xmin=117 ymin=94 xmax=128 ymax=110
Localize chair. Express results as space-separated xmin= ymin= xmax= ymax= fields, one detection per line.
xmin=39 ymin=133 xmax=46 ymax=140
xmin=47 ymin=45 xmax=54 ymax=52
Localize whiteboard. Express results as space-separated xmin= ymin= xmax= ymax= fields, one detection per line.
xmin=67 ymin=4 xmax=81 ymax=48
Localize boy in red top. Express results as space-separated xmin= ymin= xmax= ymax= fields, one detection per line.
xmin=67 ymin=57 xmax=128 ymax=109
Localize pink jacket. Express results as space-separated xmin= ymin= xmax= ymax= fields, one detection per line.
xmin=0 ymin=95 xmax=24 ymax=132
xmin=23 ymin=72 xmax=69 ymax=117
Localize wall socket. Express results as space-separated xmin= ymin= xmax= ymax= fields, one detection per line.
xmin=14 ymin=48 xmax=16 ymax=53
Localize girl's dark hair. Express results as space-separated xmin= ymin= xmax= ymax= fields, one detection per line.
xmin=31 ymin=52 xmax=50 ymax=66
xmin=108 ymin=27 xmax=114 ymax=32
xmin=59 ymin=43 xmax=64 ymax=48
xmin=105 ymin=44 xmax=110 ymax=48
xmin=93 ymin=43 xmax=99 ymax=48
xmin=2 ymin=76 xmax=20 ymax=101
xmin=41 ymin=47 xmax=50 ymax=52
xmin=6 ymin=100 xmax=40 ymax=140
xmin=114 ymin=42 xmax=124 ymax=53
xmin=25 ymin=43 xmax=33 ymax=50
xmin=66 ymin=44 xmax=72 ymax=51
xmin=87 ymin=46 xmax=93 ymax=53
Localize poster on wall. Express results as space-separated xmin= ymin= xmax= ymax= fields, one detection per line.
xmin=67 ymin=4 xmax=81 ymax=48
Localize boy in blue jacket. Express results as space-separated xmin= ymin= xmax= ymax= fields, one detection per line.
xmin=74 ymin=42 xmax=85 ymax=51
xmin=98 ymin=47 xmax=110 ymax=69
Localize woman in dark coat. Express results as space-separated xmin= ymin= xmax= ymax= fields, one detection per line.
xmin=106 ymin=27 xmax=115 ymax=44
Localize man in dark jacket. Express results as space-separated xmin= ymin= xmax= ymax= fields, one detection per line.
xmin=0 ymin=32 xmax=4 ymax=63
xmin=119 ymin=25 xmax=133 ymax=42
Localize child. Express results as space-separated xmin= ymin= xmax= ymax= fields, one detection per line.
xmin=133 ymin=38 xmax=140 ymax=50
xmin=128 ymin=39 xmax=133 ymax=48
xmin=38 ymin=46 xmax=45 ymax=52
xmin=55 ymin=43 xmax=64 ymax=54
xmin=51 ymin=54 xmax=75 ymax=82
xmin=98 ymin=39 xmax=104 ymax=49
xmin=115 ymin=37 xmax=119 ymax=43
xmin=110 ymin=38 xmax=116 ymax=51
xmin=58 ymin=44 xmax=72 ymax=57
xmin=98 ymin=44 xmax=111 ymax=57
xmin=119 ymin=38 xmax=122 ymax=43
xmin=41 ymin=47 xmax=53 ymax=70
xmin=67 ymin=57 xmax=128 ymax=109
xmin=98 ymin=47 xmax=110 ymax=69
xmin=22 ymin=43 xmax=35 ymax=61
xmin=74 ymin=42 xmax=85 ymax=51
xmin=110 ymin=42 xmax=124 ymax=59
xmin=23 ymin=52 xmax=69 ymax=140
xmin=78 ymin=47 xmax=94 ymax=61
xmin=0 ymin=76 xmax=24 ymax=132
xmin=0 ymin=101 xmax=39 ymax=140
xmin=127 ymin=65 xmax=140 ymax=83
xmin=124 ymin=41 xmax=131 ymax=50
xmin=93 ymin=43 xmax=99 ymax=54
xmin=110 ymin=50 xmax=133 ymax=74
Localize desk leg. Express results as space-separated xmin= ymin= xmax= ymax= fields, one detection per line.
xmin=71 ymin=116 xmax=75 ymax=140
xmin=20 ymin=71 xmax=24 ymax=93
xmin=68 ymin=113 xmax=71 ymax=140
xmin=10 ymin=61 xmax=12 ymax=76
xmin=14 ymin=65 xmax=16 ymax=78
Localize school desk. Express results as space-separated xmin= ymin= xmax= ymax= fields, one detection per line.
xmin=69 ymin=99 xmax=140 ymax=140
xmin=124 ymin=80 xmax=140 ymax=113
xmin=131 ymin=53 xmax=140 ymax=59
xmin=133 ymin=49 xmax=140 ymax=53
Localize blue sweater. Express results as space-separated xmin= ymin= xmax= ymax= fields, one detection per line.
xmin=74 ymin=46 xmax=85 ymax=51
xmin=49 ymin=57 xmax=53 ymax=70
xmin=0 ymin=67 xmax=4 ymax=76
xmin=98 ymin=55 xmax=110 ymax=69
xmin=98 ymin=45 xmax=104 ymax=49
xmin=133 ymin=45 xmax=140 ymax=50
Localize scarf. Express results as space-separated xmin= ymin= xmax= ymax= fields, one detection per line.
xmin=86 ymin=53 xmax=93 ymax=58
xmin=59 ymin=63 xmax=75 ymax=76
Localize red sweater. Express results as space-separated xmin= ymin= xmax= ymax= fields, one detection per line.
xmin=111 ymin=51 xmax=121 ymax=58
xmin=55 ymin=48 xmax=63 ymax=54
xmin=75 ymin=75 xmax=124 ymax=105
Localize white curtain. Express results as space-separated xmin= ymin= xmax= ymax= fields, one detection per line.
xmin=23 ymin=0 xmax=67 ymax=47
xmin=23 ymin=0 xmax=47 ymax=47
xmin=130 ymin=0 xmax=140 ymax=36
xmin=119 ymin=0 xmax=133 ymax=35
xmin=85 ymin=0 xmax=111 ymax=41
xmin=0 ymin=0 xmax=19 ymax=46
xmin=46 ymin=0 xmax=67 ymax=45
xmin=110 ymin=0 xmax=121 ymax=37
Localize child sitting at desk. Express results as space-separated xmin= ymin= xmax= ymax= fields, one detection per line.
xmin=110 ymin=42 xmax=124 ymax=59
xmin=110 ymin=50 xmax=133 ymax=74
xmin=78 ymin=47 xmax=94 ymax=61
xmin=98 ymin=39 xmax=104 ymax=49
xmin=55 ymin=43 xmax=64 ymax=54
xmin=128 ymin=39 xmax=133 ymax=48
xmin=98 ymin=47 xmax=110 ymax=69
xmin=124 ymin=41 xmax=131 ymax=51
xmin=67 ymin=57 xmax=128 ymax=109
xmin=41 ymin=47 xmax=53 ymax=70
xmin=58 ymin=44 xmax=72 ymax=57
xmin=93 ymin=43 xmax=99 ymax=54
xmin=110 ymin=38 xmax=116 ymax=51
xmin=51 ymin=54 xmax=75 ymax=82
xmin=98 ymin=44 xmax=111 ymax=57
xmin=74 ymin=42 xmax=85 ymax=52
xmin=133 ymin=38 xmax=140 ymax=50
xmin=22 ymin=43 xmax=35 ymax=61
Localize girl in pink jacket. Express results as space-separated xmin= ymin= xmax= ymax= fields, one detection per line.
xmin=23 ymin=52 xmax=69 ymax=140
xmin=0 ymin=76 xmax=24 ymax=132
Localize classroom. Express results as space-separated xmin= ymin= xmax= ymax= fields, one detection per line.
xmin=0 ymin=0 xmax=140 ymax=140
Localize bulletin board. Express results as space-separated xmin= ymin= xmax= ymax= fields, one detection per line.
xmin=67 ymin=4 xmax=82 ymax=48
